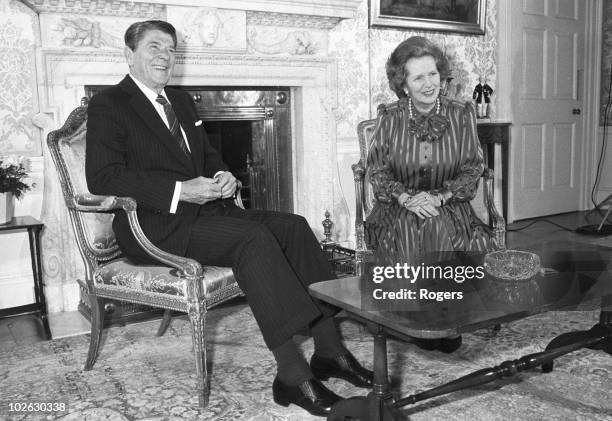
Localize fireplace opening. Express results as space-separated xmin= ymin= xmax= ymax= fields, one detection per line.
xmin=204 ymin=120 xmax=254 ymax=208
xmin=179 ymin=86 xmax=293 ymax=213
xmin=85 ymin=86 xmax=293 ymax=213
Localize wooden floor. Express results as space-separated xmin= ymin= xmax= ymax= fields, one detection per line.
xmin=506 ymin=209 xmax=610 ymax=247
xmin=1 ymin=210 xmax=610 ymax=347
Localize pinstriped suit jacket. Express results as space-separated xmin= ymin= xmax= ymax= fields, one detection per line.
xmin=85 ymin=75 xmax=228 ymax=260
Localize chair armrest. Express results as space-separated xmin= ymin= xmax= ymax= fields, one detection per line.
xmin=73 ymin=193 xmax=203 ymax=279
xmin=352 ymin=160 xmax=366 ymax=253
xmin=234 ymin=180 xmax=245 ymax=209
xmin=71 ymin=193 xmax=119 ymax=211
xmin=482 ymin=168 xmax=506 ymax=249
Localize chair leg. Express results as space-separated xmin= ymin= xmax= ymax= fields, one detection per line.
xmin=85 ymin=296 xmax=105 ymax=370
xmin=188 ymin=304 xmax=209 ymax=408
xmin=157 ymin=309 xmax=173 ymax=336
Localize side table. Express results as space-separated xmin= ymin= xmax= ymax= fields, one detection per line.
xmin=477 ymin=122 xmax=510 ymax=221
xmin=0 ymin=216 xmax=51 ymax=339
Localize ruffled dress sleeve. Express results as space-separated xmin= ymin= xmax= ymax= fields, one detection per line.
xmin=366 ymin=104 xmax=407 ymax=204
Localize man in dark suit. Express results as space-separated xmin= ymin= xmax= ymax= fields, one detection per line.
xmin=85 ymin=20 xmax=371 ymax=417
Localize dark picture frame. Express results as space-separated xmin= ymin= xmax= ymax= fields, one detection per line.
xmin=370 ymin=0 xmax=487 ymax=35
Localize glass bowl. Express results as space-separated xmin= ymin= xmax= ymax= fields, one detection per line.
xmin=484 ymin=250 xmax=541 ymax=282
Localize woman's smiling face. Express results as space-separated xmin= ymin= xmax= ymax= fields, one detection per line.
xmin=404 ymin=55 xmax=441 ymax=113
xmin=125 ymin=29 xmax=176 ymax=93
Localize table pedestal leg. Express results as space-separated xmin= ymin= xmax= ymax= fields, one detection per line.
xmin=542 ymin=310 xmax=612 ymax=372
xmin=328 ymin=324 xmax=406 ymax=421
xmin=394 ymin=313 xmax=612 ymax=409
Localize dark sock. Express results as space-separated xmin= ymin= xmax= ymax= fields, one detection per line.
xmin=311 ymin=317 xmax=348 ymax=358
xmin=272 ymin=338 xmax=313 ymax=386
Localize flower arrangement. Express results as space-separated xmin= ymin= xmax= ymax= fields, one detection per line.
xmin=0 ymin=155 xmax=34 ymax=199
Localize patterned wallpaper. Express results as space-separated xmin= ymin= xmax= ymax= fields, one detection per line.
xmin=330 ymin=0 xmax=498 ymax=138
xmin=601 ymin=0 xmax=612 ymax=125
xmin=0 ymin=1 xmax=40 ymax=155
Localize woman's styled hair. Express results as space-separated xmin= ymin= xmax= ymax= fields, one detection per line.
xmin=386 ymin=36 xmax=451 ymax=99
xmin=124 ymin=20 xmax=178 ymax=51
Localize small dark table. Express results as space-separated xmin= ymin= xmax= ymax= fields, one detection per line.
xmin=0 ymin=216 xmax=51 ymax=339
xmin=477 ymin=122 xmax=510 ymax=221
xmin=310 ymin=242 xmax=612 ymax=420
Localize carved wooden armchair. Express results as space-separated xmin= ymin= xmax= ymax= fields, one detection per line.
xmin=352 ymin=118 xmax=506 ymax=274
xmin=47 ymin=99 xmax=243 ymax=408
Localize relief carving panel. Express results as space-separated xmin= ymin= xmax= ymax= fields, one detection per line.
xmin=247 ymin=27 xmax=325 ymax=56
xmin=40 ymin=15 xmax=132 ymax=49
xmin=167 ymin=7 xmax=247 ymax=53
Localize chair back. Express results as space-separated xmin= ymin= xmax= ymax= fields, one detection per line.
xmin=47 ymin=99 xmax=120 ymax=278
xmin=356 ymin=118 xmax=377 ymax=219
xmin=352 ymin=118 xmax=378 ymax=261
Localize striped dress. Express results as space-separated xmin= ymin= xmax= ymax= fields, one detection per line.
xmin=365 ymin=96 xmax=494 ymax=265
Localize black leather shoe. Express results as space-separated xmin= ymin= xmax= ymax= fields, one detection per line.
xmin=310 ymin=353 xmax=373 ymax=388
xmin=412 ymin=336 xmax=462 ymax=353
xmin=272 ymin=377 xmax=343 ymax=416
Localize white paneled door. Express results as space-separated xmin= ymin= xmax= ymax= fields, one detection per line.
xmin=510 ymin=0 xmax=587 ymax=219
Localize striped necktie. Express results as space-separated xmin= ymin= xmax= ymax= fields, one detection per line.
xmin=155 ymin=95 xmax=190 ymax=156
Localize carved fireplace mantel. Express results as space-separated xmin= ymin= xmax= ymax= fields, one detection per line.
xmin=23 ymin=0 xmax=360 ymax=22
xmin=32 ymin=0 xmax=356 ymax=312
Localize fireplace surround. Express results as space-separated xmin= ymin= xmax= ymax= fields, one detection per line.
xmin=30 ymin=0 xmax=360 ymax=313
xmin=87 ymin=86 xmax=294 ymax=212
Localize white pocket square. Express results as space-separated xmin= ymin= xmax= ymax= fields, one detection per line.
xmin=195 ymin=120 xmax=202 ymax=126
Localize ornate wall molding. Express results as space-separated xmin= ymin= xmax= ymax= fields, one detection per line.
xmin=22 ymin=0 xmax=360 ymax=21
xmin=135 ymin=0 xmax=359 ymax=19
xmin=175 ymin=52 xmax=333 ymax=68
xmin=247 ymin=11 xmax=341 ymax=29
xmin=21 ymin=0 xmax=165 ymax=18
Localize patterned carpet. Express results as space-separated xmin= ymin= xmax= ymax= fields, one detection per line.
xmin=1 ymin=299 xmax=611 ymax=421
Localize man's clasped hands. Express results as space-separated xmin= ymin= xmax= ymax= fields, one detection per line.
xmin=179 ymin=172 xmax=238 ymax=205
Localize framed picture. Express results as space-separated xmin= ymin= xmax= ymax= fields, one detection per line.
xmin=370 ymin=0 xmax=487 ymax=35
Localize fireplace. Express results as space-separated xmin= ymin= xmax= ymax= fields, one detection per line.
xmin=182 ymin=87 xmax=293 ymax=212
xmin=86 ymin=86 xmax=293 ymax=212
xmin=34 ymin=0 xmax=359 ymax=314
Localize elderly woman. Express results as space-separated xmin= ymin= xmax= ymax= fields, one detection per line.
xmin=366 ymin=36 xmax=495 ymax=269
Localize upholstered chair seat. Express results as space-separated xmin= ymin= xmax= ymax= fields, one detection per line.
xmin=95 ymin=258 xmax=236 ymax=301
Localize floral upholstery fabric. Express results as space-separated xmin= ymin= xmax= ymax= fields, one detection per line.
xmin=95 ymin=258 xmax=235 ymax=297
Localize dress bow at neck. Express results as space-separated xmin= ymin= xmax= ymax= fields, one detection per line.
xmin=404 ymin=97 xmax=450 ymax=143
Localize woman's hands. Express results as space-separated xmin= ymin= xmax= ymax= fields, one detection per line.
xmin=398 ymin=191 xmax=444 ymax=220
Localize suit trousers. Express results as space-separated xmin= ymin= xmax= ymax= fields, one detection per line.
xmin=185 ymin=200 xmax=337 ymax=349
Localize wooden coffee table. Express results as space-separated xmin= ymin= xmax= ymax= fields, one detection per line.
xmin=309 ymin=242 xmax=612 ymax=421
